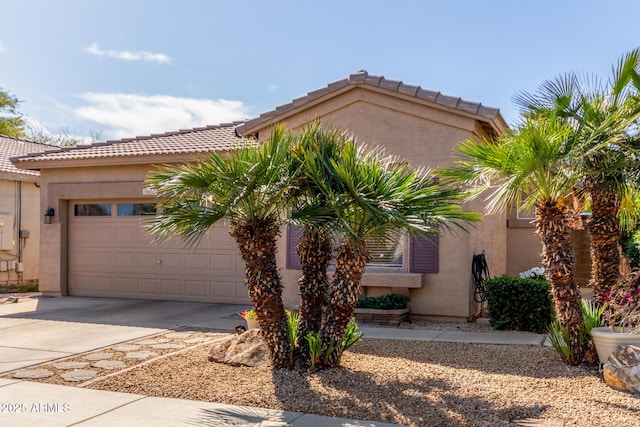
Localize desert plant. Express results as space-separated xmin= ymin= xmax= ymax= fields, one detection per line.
xmin=548 ymin=320 xmax=571 ymax=363
xmin=485 ymin=275 xmax=555 ymax=333
xmin=581 ymin=299 xmax=607 ymax=336
xmin=356 ymin=294 xmax=408 ymax=310
xmin=305 ymin=318 xmax=363 ymax=371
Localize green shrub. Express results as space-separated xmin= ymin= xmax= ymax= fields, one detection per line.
xmin=356 ymin=294 xmax=408 ymax=310
xmin=485 ymin=275 xmax=554 ymax=333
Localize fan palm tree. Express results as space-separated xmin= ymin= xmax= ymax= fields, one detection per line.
xmin=513 ymin=49 xmax=640 ymax=302
xmin=145 ymin=125 xmax=297 ymax=368
xmin=444 ymin=116 xmax=585 ymax=364
xmin=297 ymin=136 xmax=480 ymax=368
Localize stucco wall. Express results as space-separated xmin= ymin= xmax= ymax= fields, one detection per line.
xmin=259 ymin=88 xmax=507 ymax=320
xmin=0 ymin=178 xmax=40 ymax=284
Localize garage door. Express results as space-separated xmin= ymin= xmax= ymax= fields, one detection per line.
xmin=68 ymin=201 xmax=249 ymax=304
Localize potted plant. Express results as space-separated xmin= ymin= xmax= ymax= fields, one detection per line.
xmin=238 ymin=309 xmax=260 ymax=330
xmin=590 ymin=270 xmax=640 ymax=364
xmin=354 ymin=294 xmax=410 ymax=326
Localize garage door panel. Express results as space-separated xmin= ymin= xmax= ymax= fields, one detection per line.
xmin=68 ymin=201 xmax=249 ymax=304
xmin=115 ymin=252 xmax=137 ymax=270
xmin=115 ymin=277 xmax=137 ymax=293
xmin=94 ymin=276 xmax=114 ymax=292
xmin=186 ymin=281 xmax=209 ymax=298
xmin=138 ymin=278 xmax=161 ymax=295
xmin=115 ymin=226 xmax=138 ymax=246
xmin=161 ymin=279 xmax=184 ymax=296
xmin=185 ymin=253 xmax=208 ymax=270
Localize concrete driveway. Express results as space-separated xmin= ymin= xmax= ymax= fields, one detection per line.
xmin=0 ymin=296 xmax=247 ymax=374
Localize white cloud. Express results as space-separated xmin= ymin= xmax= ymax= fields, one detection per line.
xmin=85 ymin=43 xmax=171 ymax=64
xmin=74 ymin=93 xmax=250 ymax=139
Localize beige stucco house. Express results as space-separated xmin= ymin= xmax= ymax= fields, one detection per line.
xmin=12 ymin=71 xmax=551 ymax=320
xmin=0 ymin=135 xmax=50 ymax=285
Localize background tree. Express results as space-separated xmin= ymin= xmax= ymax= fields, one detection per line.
xmin=0 ymin=88 xmax=26 ymax=138
xmin=443 ymin=117 xmax=585 ymax=364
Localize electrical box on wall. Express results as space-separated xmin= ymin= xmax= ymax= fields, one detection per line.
xmin=0 ymin=214 xmax=15 ymax=250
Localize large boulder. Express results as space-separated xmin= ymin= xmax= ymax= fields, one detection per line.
xmin=603 ymin=345 xmax=640 ymax=395
xmin=208 ymin=329 xmax=270 ymax=367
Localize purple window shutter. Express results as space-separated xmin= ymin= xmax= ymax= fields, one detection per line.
xmin=410 ymin=234 xmax=439 ymax=273
xmin=286 ymin=225 xmax=304 ymax=269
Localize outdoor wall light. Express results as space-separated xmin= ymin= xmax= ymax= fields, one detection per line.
xmin=44 ymin=207 xmax=55 ymax=224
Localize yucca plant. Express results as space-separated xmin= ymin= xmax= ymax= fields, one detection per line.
xmin=548 ymin=320 xmax=571 ymax=363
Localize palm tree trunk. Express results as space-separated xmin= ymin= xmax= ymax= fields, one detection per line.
xmin=533 ymin=200 xmax=584 ymax=365
xmin=321 ymin=241 xmax=369 ymax=368
xmin=587 ymin=185 xmax=621 ymax=302
xmin=230 ymin=218 xmax=291 ymax=368
xmin=293 ymin=229 xmax=333 ymax=368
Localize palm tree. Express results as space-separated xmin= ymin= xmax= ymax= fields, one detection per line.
xmin=145 ymin=125 xmax=297 ymax=368
xmin=513 ymin=49 xmax=640 ymax=302
xmin=297 ymin=136 xmax=480 ymax=368
xmin=444 ymin=116 xmax=585 ymax=364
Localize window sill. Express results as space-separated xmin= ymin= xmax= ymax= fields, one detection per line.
xmin=360 ymin=272 xmax=423 ymax=288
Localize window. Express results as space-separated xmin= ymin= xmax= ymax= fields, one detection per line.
xmin=366 ymin=234 xmax=404 ymax=267
xmin=117 ymin=203 xmax=157 ymax=216
xmin=74 ymin=204 xmax=112 ymax=216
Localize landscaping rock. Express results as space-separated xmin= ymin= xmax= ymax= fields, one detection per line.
xmin=208 ymin=328 xmax=270 ymax=367
xmin=111 ymin=344 xmax=141 ymax=352
xmin=52 ymin=361 xmax=88 ymax=370
xmin=164 ymin=332 xmax=192 ymax=339
xmin=83 ymin=352 xmax=114 ymax=361
xmin=92 ymin=360 xmax=126 ymax=370
xmin=13 ymin=368 xmax=54 ymax=379
xmin=125 ymin=351 xmax=158 ymax=359
xmin=60 ymin=369 xmax=97 ymax=382
xmin=136 ymin=338 xmax=170 ymax=345
xmin=149 ymin=343 xmax=186 ymax=350
xmin=603 ymin=345 xmax=640 ymax=395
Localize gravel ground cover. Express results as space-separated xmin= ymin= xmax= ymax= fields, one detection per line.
xmin=6 ymin=321 xmax=639 ymax=426
xmin=83 ymin=327 xmax=638 ymax=427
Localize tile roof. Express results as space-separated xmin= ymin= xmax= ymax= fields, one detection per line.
xmin=11 ymin=122 xmax=245 ymax=166
xmin=236 ymin=70 xmax=505 ymax=135
xmin=0 ymin=135 xmax=53 ymax=178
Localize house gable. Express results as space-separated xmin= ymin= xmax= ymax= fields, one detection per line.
xmin=236 ymin=70 xmax=507 ymax=141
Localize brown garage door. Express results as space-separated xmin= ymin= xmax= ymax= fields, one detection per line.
xmin=68 ymin=201 xmax=249 ymax=304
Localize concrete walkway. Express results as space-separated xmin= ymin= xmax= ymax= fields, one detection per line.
xmin=0 ymin=296 xmax=547 ymax=427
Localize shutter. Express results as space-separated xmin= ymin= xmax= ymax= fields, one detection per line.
xmin=286 ymin=224 xmax=304 ymax=269
xmin=410 ymin=234 xmax=439 ymax=273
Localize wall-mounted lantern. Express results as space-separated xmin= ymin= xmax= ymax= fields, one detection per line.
xmin=44 ymin=208 xmax=55 ymax=224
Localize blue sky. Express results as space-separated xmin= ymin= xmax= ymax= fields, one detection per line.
xmin=2 ymin=0 xmax=640 ymax=141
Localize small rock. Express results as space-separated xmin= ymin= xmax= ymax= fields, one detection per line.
xmin=83 ymin=352 xmax=114 ymax=361
xmin=60 ymin=369 xmax=97 ymax=382
xmin=125 ymin=351 xmax=158 ymax=359
xmin=92 ymin=360 xmax=126 ymax=370
xmin=13 ymin=368 xmax=54 ymax=379
xmin=52 ymin=361 xmax=89 ymax=370
xmin=111 ymin=344 xmax=141 ymax=352
xmin=603 ymin=345 xmax=640 ymax=395
xmin=208 ymin=328 xmax=270 ymax=367
xmin=164 ymin=332 xmax=192 ymax=339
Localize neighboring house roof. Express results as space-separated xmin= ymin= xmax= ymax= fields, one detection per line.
xmin=11 ymin=122 xmax=245 ymax=169
xmin=236 ymin=70 xmax=508 ymax=137
xmin=0 ymin=135 xmax=53 ymax=179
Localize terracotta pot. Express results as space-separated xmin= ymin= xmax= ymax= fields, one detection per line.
xmin=591 ymin=326 xmax=640 ymax=364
